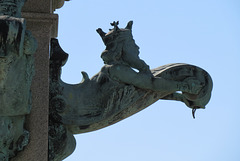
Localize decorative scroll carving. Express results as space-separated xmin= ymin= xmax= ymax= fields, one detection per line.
xmin=49 ymin=21 xmax=213 ymax=160
xmin=0 ymin=0 xmax=37 ymax=160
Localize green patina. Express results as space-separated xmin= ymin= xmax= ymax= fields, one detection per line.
xmin=49 ymin=21 xmax=212 ymax=161
xmin=0 ymin=0 xmax=37 ymax=160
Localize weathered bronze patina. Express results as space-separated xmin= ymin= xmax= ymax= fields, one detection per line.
xmin=0 ymin=0 xmax=37 ymax=160
xmin=49 ymin=21 xmax=212 ymax=160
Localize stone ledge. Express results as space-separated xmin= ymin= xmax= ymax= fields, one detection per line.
xmin=22 ymin=12 xmax=58 ymax=38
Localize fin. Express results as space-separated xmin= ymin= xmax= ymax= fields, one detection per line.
xmin=81 ymin=71 xmax=89 ymax=83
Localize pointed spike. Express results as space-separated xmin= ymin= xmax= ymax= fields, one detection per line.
xmin=96 ymin=28 xmax=106 ymax=37
xmin=125 ymin=21 xmax=133 ymax=30
xmin=81 ymin=71 xmax=90 ymax=83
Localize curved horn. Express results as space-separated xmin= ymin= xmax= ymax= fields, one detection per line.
xmin=125 ymin=21 xmax=133 ymax=30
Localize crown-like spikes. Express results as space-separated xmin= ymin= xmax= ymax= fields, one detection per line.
xmin=96 ymin=21 xmax=134 ymax=45
xmin=110 ymin=21 xmax=119 ymax=31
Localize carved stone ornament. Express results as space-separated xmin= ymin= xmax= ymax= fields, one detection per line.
xmin=0 ymin=0 xmax=37 ymax=160
xmin=52 ymin=0 xmax=70 ymax=12
xmin=49 ymin=21 xmax=213 ymax=160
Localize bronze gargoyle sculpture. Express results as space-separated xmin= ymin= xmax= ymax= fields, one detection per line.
xmin=49 ymin=21 xmax=212 ymax=161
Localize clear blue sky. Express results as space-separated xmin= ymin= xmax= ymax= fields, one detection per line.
xmin=55 ymin=0 xmax=240 ymax=161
